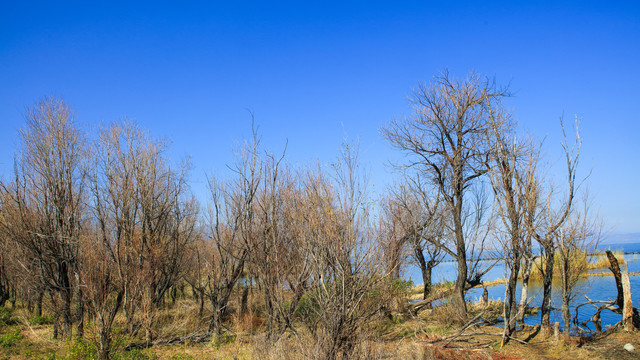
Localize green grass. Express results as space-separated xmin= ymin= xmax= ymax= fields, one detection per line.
xmin=0 ymin=329 xmax=23 ymax=348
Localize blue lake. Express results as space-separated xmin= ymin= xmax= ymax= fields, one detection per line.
xmin=405 ymin=242 xmax=640 ymax=332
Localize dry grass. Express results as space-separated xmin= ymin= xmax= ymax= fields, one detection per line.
xmin=2 ymin=287 xmax=639 ymax=360
xmin=588 ymin=251 xmax=625 ymax=271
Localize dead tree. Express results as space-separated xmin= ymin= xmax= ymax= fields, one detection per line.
xmin=298 ymin=142 xmax=387 ymax=360
xmin=1 ymin=98 xmax=87 ymax=338
xmin=91 ymin=122 xmax=196 ymax=341
xmin=383 ymin=175 xmax=445 ymax=300
xmin=201 ymin=139 xmax=259 ymax=337
xmin=77 ymin=224 xmax=124 ymax=360
xmin=382 ymin=71 xmax=509 ymax=319
xmin=486 ymin=109 xmax=534 ymax=343
xmin=526 ymin=118 xmax=580 ymax=336
xmin=556 ymin=193 xmax=601 ymax=342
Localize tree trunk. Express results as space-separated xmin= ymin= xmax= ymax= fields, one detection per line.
xmin=606 ymin=250 xmax=624 ymax=308
xmin=423 ymin=263 xmax=434 ymax=301
xmin=76 ymin=287 xmax=84 ymax=338
xmin=503 ymin=256 xmax=521 ymax=343
xmin=561 ymin=257 xmax=571 ymax=342
xmin=240 ymin=285 xmax=249 ymax=314
xmin=540 ymin=244 xmax=555 ymax=336
xmin=415 ymin=245 xmax=435 ymax=301
xmin=516 ymin=255 xmax=532 ymax=322
xmin=209 ymin=297 xmax=224 ymax=337
xmin=35 ymin=289 xmax=44 ymax=317
xmin=453 ymin=199 xmax=468 ymax=320
xmin=622 ymin=262 xmax=635 ymax=332
xmin=61 ymin=287 xmax=73 ymax=337
xmin=198 ymin=289 xmax=205 ymax=317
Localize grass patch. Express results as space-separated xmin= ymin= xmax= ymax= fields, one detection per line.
xmin=0 ymin=306 xmax=16 ymax=325
xmin=0 ymin=329 xmax=23 ymax=348
xmin=30 ymin=313 xmax=55 ymax=325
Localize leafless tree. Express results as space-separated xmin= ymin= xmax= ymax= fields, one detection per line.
xmin=486 ymin=108 xmax=536 ymax=343
xmin=382 ymin=71 xmax=509 ymax=319
xmin=557 ymin=194 xmax=601 ymax=341
xmin=382 ymin=174 xmax=445 ymax=300
xmin=0 ymin=98 xmax=88 ymax=338
xmin=91 ymin=122 xmax=196 ymax=342
xmin=525 ymin=118 xmax=581 ymax=336
xmin=248 ymin=153 xmax=312 ymax=337
xmin=298 ymin=142 xmax=387 ymax=360
xmin=200 ymin=136 xmax=260 ymax=336
xmin=514 ymin=146 xmax=541 ymax=324
xmin=0 ymin=187 xmax=46 ymax=314
xmin=77 ymin=224 xmax=124 ymax=360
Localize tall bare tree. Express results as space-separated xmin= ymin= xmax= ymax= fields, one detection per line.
xmin=0 ymin=98 xmax=87 ymax=338
xmin=91 ymin=122 xmax=196 ymax=342
xmin=382 ymin=71 xmax=508 ymax=318
xmin=200 ymin=135 xmax=260 ymax=336
xmin=486 ymin=108 xmax=535 ymax=343
xmin=526 ymin=118 xmax=581 ymax=336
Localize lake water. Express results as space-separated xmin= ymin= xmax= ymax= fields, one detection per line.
xmin=404 ymin=242 xmax=640 ymax=333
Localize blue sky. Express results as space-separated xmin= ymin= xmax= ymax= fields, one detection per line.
xmin=1 ymin=1 xmax=639 ymax=233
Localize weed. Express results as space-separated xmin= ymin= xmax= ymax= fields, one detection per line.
xmin=0 ymin=329 xmax=23 ymax=348
xmin=212 ymin=332 xmax=236 ymax=349
xmin=169 ymin=354 xmax=195 ymax=360
xmin=30 ymin=314 xmax=55 ymax=325
xmin=113 ymin=348 xmax=158 ymax=360
xmin=0 ymin=306 xmax=14 ymax=325
xmin=66 ymin=337 xmax=97 ymax=359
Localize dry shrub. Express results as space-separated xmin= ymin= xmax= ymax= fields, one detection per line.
xmin=232 ymin=311 xmax=264 ymax=333
xmin=429 ymin=301 xmax=467 ymax=328
xmin=153 ymin=299 xmax=203 ymax=338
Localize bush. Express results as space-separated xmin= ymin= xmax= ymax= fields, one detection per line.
xmin=0 ymin=329 xmax=23 ymax=348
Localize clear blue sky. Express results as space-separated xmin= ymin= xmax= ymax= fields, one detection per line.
xmin=1 ymin=1 xmax=638 ymax=233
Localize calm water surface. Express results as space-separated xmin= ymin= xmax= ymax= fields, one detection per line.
xmin=405 ymin=242 xmax=640 ymax=332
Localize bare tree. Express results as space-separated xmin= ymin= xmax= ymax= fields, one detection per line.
xmin=200 ymin=136 xmax=260 ymax=337
xmin=248 ymin=153 xmax=311 ymax=337
xmin=91 ymin=122 xmax=196 ymax=342
xmin=382 ymin=71 xmax=508 ymax=319
xmin=298 ymin=142 xmax=387 ymax=360
xmin=515 ymin=146 xmax=541 ymax=324
xmin=525 ymin=118 xmax=580 ymax=336
xmin=556 ymin=192 xmax=601 ymax=341
xmin=0 ymin=98 xmax=88 ymax=338
xmin=383 ymin=174 xmax=445 ymax=300
xmin=486 ymin=109 xmax=535 ymax=343
xmin=77 ymin=224 xmax=124 ymax=360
